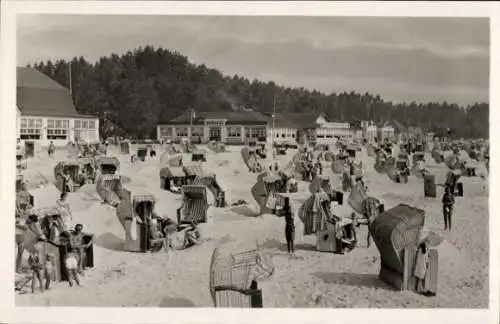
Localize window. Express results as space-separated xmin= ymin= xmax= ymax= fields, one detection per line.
xmin=191 ymin=127 xmax=204 ymax=137
xmin=20 ymin=118 xmax=43 ymax=140
xmin=276 ymin=133 xmax=279 ymax=138
xmin=291 ymin=133 xmax=295 ymax=138
xmin=176 ymin=127 xmax=188 ymax=137
xmin=227 ymin=127 xmax=241 ymax=137
xmin=281 ymin=134 xmax=285 ymax=138
xmin=160 ymin=127 xmax=173 ymax=137
xmin=75 ymin=119 xmax=97 ymax=141
xmin=47 ymin=119 xmax=69 ymax=140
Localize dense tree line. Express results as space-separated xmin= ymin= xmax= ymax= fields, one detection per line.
xmin=29 ymin=45 xmax=489 ymax=140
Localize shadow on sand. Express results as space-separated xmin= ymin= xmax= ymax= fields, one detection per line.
xmin=158 ymin=297 xmax=196 ymax=307
xmin=312 ymin=271 xmax=393 ymax=290
xmin=94 ymin=232 xmax=125 ymax=252
xmin=259 ymin=238 xmax=316 ymax=252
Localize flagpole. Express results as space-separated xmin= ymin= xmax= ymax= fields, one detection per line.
xmin=272 ymin=94 xmax=276 ymax=162
xmin=68 ymin=61 xmax=72 ymax=96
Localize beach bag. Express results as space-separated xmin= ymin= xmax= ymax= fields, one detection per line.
xmin=130 ymin=217 xmax=138 ymax=241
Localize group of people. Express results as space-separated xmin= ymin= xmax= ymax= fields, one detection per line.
xmin=277 ymin=194 xmax=358 ymax=257
xmin=147 ymin=210 xmax=201 ymax=253
xmin=16 ymin=179 xmax=93 ymax=293
xmin=26 ymin=222 xmax=93 ymax=294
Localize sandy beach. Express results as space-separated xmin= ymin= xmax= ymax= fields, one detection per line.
xmin=15 ymin=144 xmax=489 ymax=308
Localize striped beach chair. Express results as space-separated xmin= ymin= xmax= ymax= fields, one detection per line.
xmin=369 ymin=204 xmax=439 ymax=293
xmin=181 ymin=185 xmax=209 ymax=224
xmin=209 ymin=246 xmax=274 ymax=308
xmin=96 ymin=174 xmax=122 ymax=206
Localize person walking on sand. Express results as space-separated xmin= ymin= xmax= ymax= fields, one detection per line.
xmin=442 ymin=185 xmax=455 ymax=231
xmin=48 ymin=141 xmax=55 ymax=158
xmin=281 ymin=197 xmax=295 ymax=255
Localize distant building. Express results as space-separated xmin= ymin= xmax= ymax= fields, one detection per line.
xmin=350 ymin=120 xmax=364 ymax=144
xmin=262 ymin=113 xmax=299 ymax=146
xmin=391 ymin=119 xmax=409 ymax=142
xmin=362 ymin=120 xmax=378 ymax=144
xmin=281 ymin=113 xmax=352 ymax=145
xmin=17 ymin=67 xmax=99 ymax=146
xmin=377 ymin=120 xmax=396 ymax=142
xmin=156 ymin=111 xmax=268 ymax=144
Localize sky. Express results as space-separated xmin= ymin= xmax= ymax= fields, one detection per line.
xmin=17 ymin=15 xmax=490 ymax=105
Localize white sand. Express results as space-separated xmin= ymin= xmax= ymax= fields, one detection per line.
xmin=16 ymin=144 xmax=489 ymax=308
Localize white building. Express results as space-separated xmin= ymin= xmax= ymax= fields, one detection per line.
xmin=17 ymin=67 xmax=100 ymax=146
xmin=262 ymin=113 xmax=298 ymax=145
xmin=362 ymin=120 xmax=378 ymax=144
xmin=281 ymin=113 xmax=353 ymax=145
xmin=377 ymin=120 xmax=396 ymax=142
xmin=157 ymin=111 xmax=268 ymax=144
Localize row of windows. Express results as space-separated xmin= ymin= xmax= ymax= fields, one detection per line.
xmin=227 ymin=127 xmax=241 ymax=138
xmin=274 ymin=133 xmax=296 ymax=138
xmin=159 ymin=126 xmax=267 ymax=139
xmin=74 ymin=119 xmax=96 ymax=130
xmin=21 ymin=118 xmax=96 ymax=129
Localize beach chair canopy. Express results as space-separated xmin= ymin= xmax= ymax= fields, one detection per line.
xmin=209 ymin=246 xmax=275 ymax=300
xmin=192 ymin=150 xmax=206 ymax=156
xmin=262 ymin=173 xmax=281 ymax=183
xmin=160 ymin=166 xmax=185 ymax=179
xmin=369 ymin=204 xmax=425 ymax=274
xmin=298 ymin=192 xmax=331 ymax=236
xmin=348 ymin=182 xmax=368 ymax=214
xmin=168 ymin=154 xmax=183 ymax=167
xmin=95 ymin=156 xmax=120 ymax=169
xmin=183 ymin=164 xmax=205 ymax=178
xmin=182 ymin=185 xmax=207 ymax=200
xmin=30 ymin=205 xmax=62 ymax=219
xmin=123 ymin=186 xmax=155 ymax=205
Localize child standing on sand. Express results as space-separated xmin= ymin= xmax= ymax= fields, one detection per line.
xmin=44 ymin=254 xmax=55 ymax=290
xmin=28 ymin=244 xmax=45 ymax=294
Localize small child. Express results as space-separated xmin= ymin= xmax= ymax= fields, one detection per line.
xmin=44 ymin=254 xmax=55 ymax=290
xmin=65 ymin=251 xmax=81 ymax=287
xmin=28 ymin=244 xmax=45 ymax=294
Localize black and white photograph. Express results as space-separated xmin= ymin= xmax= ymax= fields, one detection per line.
xmin=1 ymin=1 xmax=498 ymax=323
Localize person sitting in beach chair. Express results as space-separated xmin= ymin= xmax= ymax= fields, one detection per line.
xmin=183 ymin=223 xmax=201 ymax=249
xmin=148 ymin=218 xmax=164 ymax=252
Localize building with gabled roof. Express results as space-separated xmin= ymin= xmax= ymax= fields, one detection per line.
xmin=17 ymin=67 xmax=100 ymax=146
xmin=157 ymin=110 xmax=268 ymax=144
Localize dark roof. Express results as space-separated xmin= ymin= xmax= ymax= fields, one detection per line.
xmin=282 ymin=113 xmax=325 ymax=129
xmin=17 ymin=67 xmax=96 ymax=119
xmin=261 ymin=113 xmax=301 ymax=128
xmin=391 ymin=119 xmax=408 ymax=132
xmin=161 ymin=111 xmax=268 ymax=125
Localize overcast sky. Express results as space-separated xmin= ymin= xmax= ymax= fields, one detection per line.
xmin=17 ymin=15 xmax=489 ymax=105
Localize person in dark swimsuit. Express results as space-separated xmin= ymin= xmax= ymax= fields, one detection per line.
xmin=281 ymin=197 xmax=295 ymax=255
